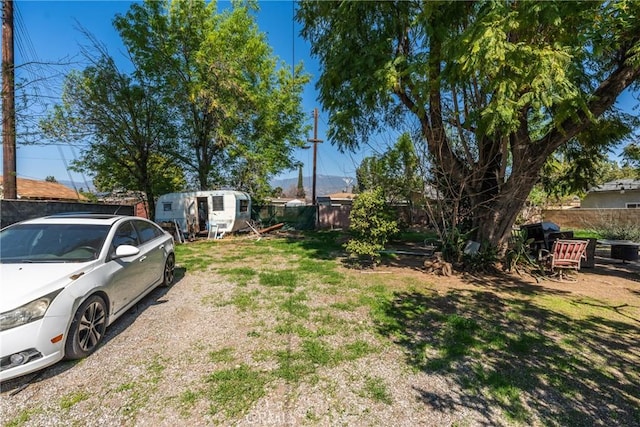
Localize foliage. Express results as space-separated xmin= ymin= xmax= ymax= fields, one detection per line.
xmin=439 ymin=227 xmax=471 ymax=264
xmin=622 ymin=142 xmax=640 ymax=175
xmin=114 ymin=0 xmax=311 ymax=192
xmin=539 ymin=113 xmax=639 ymax=197
xmin=462 ymin=245 xmax=500 ymax=273
xmin=505 ymin=231 xmax=538 ymax=274
xmin=297 ymin=0 xmax=640 ymax=249
xmin=345 ymin=189 xmax=399 ymax=265
xmin=588 ymin=220 xmax=640 ymax=242
xmin=356 ymin=133 xmax=423 ymax=205
xmin=40 ymin=47 xmax=183 ymax=220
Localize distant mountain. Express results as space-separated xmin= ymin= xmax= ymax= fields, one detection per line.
xmin=271 ymin=174 xmax=356 ymax=197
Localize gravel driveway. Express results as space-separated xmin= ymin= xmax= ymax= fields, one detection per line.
xmin=1 ymin=269 xmax=475 ymax=427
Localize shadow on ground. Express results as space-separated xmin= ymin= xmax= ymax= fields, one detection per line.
xmin=373 ymin=282 xmax=640 ymax=425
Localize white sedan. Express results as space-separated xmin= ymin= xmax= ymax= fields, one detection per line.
xmin=0 ymin=214 xmax=175 ymax=381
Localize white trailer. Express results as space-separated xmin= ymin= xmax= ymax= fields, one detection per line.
xmin=155 ymin=190 xmax=251 ymax=239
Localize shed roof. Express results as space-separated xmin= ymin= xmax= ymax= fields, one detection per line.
xmin=0 ymin=176 xmax=87 ymax=201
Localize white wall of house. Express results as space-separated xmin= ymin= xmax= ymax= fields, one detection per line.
xmin=581 ymin=190 xmax=640 ymax=208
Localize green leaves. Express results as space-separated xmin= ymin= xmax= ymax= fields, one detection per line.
xmin=356 ymin=133 xmax=422 ymax=206
xmin=299 ymin=0 xmax=639 ymax=247
xmin=345 ymin=189 xmax=399 ymax=265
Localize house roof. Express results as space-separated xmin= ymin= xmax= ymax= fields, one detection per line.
xmin=325 ymin=192 xmax=356 ymax=200
xmin=0 ymin=176 xmax=87 ymax=201
xmin=589 ymin=179 xmax=640 ymax=193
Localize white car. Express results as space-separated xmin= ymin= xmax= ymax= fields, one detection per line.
xmin=0 ymin=214 xmax=175 ymax=381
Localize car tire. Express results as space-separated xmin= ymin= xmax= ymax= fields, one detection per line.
xmin=161 ymin=254 xmax=175 ymax=287
xmin=64 ymin=294 xmax=107 ymax=360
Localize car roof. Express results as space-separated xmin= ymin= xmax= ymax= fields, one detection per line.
xmin=16 ymin=214 xmax=138 ymax=227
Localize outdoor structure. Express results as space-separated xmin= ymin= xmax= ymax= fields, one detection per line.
xmin=0 ymin=176 xmax=86 ymax=201
xmin=97 ymin=190 xmax=148 ymax=218
xmin=581 ymin=179 xmax=640 ymax=208
xmin=316 ymin=192 xmax=356 ymax=207
xmin=155 ymin=190 xmax=251 ymax=237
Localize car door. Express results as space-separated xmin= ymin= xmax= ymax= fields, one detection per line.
xmin=105 ymin=220 xmax=147 ymax=316
xmin=133 ymin=219 xmax=166 ymax=291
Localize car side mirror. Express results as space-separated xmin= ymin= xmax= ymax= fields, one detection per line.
xmin=113 ymin=244 xmax=140 ymax=259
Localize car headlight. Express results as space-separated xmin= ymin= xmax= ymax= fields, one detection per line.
xmin=0 ymin=290 xmax=62 ymax=332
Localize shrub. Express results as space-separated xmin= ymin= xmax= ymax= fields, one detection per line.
xmin=586 ymin=213 xmax=640 ymax=242
xmin=345 ymin=189 xmax=399 ymax=265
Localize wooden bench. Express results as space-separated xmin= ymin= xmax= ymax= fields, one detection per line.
xmin=540 ymin=239 xmax=588 ymax=281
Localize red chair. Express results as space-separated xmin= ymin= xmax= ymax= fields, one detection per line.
xmin=539 ymin=239 xmax=588 ymax=281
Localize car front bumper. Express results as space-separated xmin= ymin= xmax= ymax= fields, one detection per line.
xmin=0 ymin=316 xmax=67 ymax=381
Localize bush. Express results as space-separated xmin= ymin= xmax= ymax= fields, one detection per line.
xmin=345 ymin=189 xmax=399 ymax=265
xmin=587 ymin=214 xmax=640 ymax=242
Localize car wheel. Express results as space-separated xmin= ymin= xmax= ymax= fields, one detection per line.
xmin=65 ymin=294 xmax=107 ymax=360
xmin=162 ymin=253 xmax=175 ymax=287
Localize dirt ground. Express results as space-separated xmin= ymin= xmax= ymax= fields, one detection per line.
xmin=1 ymin=238 xmax=638 ymax=427
xmin=379 ymin=242 xmax=640 ymax=304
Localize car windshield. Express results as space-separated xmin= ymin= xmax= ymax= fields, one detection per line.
xmin=0 ymin=223 xmax=111 ymax=263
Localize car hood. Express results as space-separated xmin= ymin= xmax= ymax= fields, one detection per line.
xmin=0 ymin=262 xmax=96 ymax=312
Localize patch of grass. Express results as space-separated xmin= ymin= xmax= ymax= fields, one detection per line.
xmin=280 ymin=291 xmax=310 ymax=318
xmin=361 ymin=376 xmax=393 ymax=404
xmin=59 ymin=390 xmax=90 ymax=410
xmin=274 ymin=349 xmax=316 ymax=382
xmin=175 ymin=242 xmax=219 ymax=272
xmin=274 ymin=321 xmax=314 ymax=337
xmin=330 ymin=300 xmax=362 ymax=311
xmin=312 ymin=312 xmax=355 ymax=336
xmin=179 ymin=389 xmax=201 ymax=408
xmin=211 ymin=289 xmax=261 ymax=311
xmin=115 ymin=382 xmax=136 ymax=392
xmin=206 ymin=364 xmax=270 ymax=418
xmin=302 ymin=339 xmax=334 ymax=365
xmin=340 ymin=340 xmax=378 ymax=360
xmin=146 ymin=356 xmax=166 ymax=384
xmin=259 ymin=270 xmax=299 ymax=289
xmin=218 ymin=266 xmax=257 ymax=286
xmin=274 ymin=337 xmax=377 ymax=383
xmin=297 ymin=258 xmax=343 ymax=285
xmin=5 ymin=408 xmax=43 ymax=427
xmin=472 ymin=365 xmax=531 ymax=424
xmin=209 ymin=347 xmax=236 ymax=363
xmin=507 ymin=331 xmax=545 ymax=354
xmin=110 ymin=357 xmax=166 ymax=419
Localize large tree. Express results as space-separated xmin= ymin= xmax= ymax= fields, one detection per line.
xmin=114 ymin=0 xmax=310 ymax=191
xmin=41 ymin=49 xmax=183 ymax=220
xmin=298 ymin=0 xmax=640 ymax=248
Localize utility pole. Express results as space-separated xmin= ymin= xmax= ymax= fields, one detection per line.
xmin=2 ymin=0 xmax=17 ymax=199
xmin=307 ymin=108 xmax=323 ymax=205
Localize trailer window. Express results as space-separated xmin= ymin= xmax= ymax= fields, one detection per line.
xmin=163 ymin=202 xmax=172 ymax=211
xmin=240 ymin=200 xmax=249 ymax=212
xmin=211 ymin=196 xmax=224 ymax=211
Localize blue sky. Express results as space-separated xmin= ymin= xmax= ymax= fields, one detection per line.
xmin=3 ymin=1 xmax=638 ymax=190
xmin=5 ymin=0 xmax=375 ymax=188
